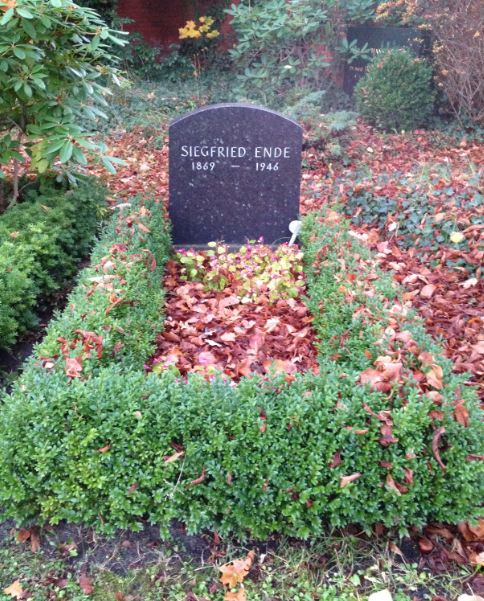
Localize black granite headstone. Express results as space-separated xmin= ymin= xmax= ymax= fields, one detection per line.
xmin=169 ymin=103 xmax=302 ymax=245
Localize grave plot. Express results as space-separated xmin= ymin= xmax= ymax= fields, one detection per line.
xmin=146 ymin=243 xmax=318 ymax=380
xmin=152 ymin=103 xmax=317 ymax=381
xmin=0 ymin=103 xmax=481 ymax=547
xmin=0 ymin=196 xmax=481 ymax=541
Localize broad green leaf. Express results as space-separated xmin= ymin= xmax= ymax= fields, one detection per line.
xmin=35 ymin=158 xmax=49 ymax=173
xmin=12 ymin=46 xmax=26 ymax=59
xmin=16 ymin=7 xmax=34 ymax=19
xmin=101 ymin=156 xmax=117 ymax=174
xmin=59 ymin=141 xmax=74 ymax=163
xmin=103 ymin=155 xmax=125 ymax=166
xmin=72 ymin=146 xmax=87 ymax=166
xmin=0 ymin=8 xmax=14 ymax=25
xmin=32 ymin=77 xmax=46 ymax=90
xmin=44 ymin=139 xmax=66 ymax=154
xmin=22 ymin=19 xmax=36 ymax=38
xmin=76 ymin=138 xmax=97 ymax=150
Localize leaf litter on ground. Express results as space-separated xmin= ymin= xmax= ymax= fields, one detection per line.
xmin=146 ymin=243 xmax=319 ymax=381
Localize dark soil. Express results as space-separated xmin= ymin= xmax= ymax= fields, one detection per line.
xmin=2 ymin=514 xmax=480 ymax=583
xmin=0 ymin=517 xmax=220 ymax=576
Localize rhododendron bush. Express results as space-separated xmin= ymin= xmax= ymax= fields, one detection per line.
xmin=0 ymin=0 xmax=126 ymax=205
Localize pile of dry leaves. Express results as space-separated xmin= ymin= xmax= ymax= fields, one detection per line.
xmin=146 ymin=251 xmax=318 ymax=380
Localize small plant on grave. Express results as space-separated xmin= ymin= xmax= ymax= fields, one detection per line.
xmin=176 ymin=242 xmax=305 ymax=302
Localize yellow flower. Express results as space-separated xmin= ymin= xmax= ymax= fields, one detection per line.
xmin=205 ymin=16 xmax=215 ymax=27
xmin=199 ymin=16 xmax=206 ymax=23
xmin=206 ymin=30 xmax=220 ymax=39
xmin=450 ymin=231 xmax=465 ymax=244
xmin=199 ymin=24 xmax=210 ymax=33
xmin=179 ymin=19 xmax=201 ymax=40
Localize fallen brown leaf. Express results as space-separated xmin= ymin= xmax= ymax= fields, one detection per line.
xmin=16 ymin=528 xmax=30 ymax=543
xmin=219 ymin=550 xmax=255 ymax=589
xmin=30 ymin=526 xmax=40 ymax=553
xmin=164 ymin=450 xmax=184 ymax=463
xmin=340 ymin=473 xmax=361 ymax=488
xmin=3 ymin=580 xmax=23 ymax=599
xmin=432 ymin=427 xmax=447 ymax=471
xmin=189 ymin=468 xmax=206 ymax=487
xmin=420 ymin=284 xmax=436 ymax=298
xmin=79 ymin=573 xmax=94 ymax=595
xmin=454 ymin=401 xmax=469 ymax=427
xmin=418 ymin=537 xmax=434 ymax=553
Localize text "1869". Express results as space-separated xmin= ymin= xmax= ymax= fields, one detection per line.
xmin=191 ymin=161 xmax=216 ymax=171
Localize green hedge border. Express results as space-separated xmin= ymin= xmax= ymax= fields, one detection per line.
xmin=29 ymin=195 xmax=171 ymax=374
xmin=0 ymin=201 xmax=481 ymax=538
xmin=0 ymin=179 xmax=105 ymax=349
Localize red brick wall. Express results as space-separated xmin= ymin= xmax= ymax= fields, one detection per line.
xmin=117 ymin=0 xmax=188 ymax=47
xmin=117 ymin=0 xmax=234 ymax=48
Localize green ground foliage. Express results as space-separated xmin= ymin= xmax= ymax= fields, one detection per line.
xmin=0 ymin=178 xmax=106 ymax=349
xmin=0 ymin=203 xmax=481 ymax=540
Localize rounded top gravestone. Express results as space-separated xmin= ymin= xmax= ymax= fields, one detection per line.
xmin=169 ymin=103 xmax=303 ymax=246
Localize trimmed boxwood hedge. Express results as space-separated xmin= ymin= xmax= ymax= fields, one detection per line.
xmin=0 ymin=202 xmax=481 ymax=538
xmin=0 ymin=179 xmax=106 ymax=349
xmin=355 ymin=48 xmax=435 ymax=132
xmin=30 ymin=195 xmax=171 ymax=373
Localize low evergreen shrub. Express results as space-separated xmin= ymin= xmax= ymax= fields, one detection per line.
xmin=355 ymin=48 xmax=435 ymax=131
xmin=0 ymin=205 xmax=481 ymax=538
xmin=0 ymin=179 xmax=106 ymax=349
xmin=28 ymin=194 xmax=170 ymax=375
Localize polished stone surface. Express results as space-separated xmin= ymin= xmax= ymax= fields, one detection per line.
xmin=169 ymin=103 xmax=302 ymax=245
